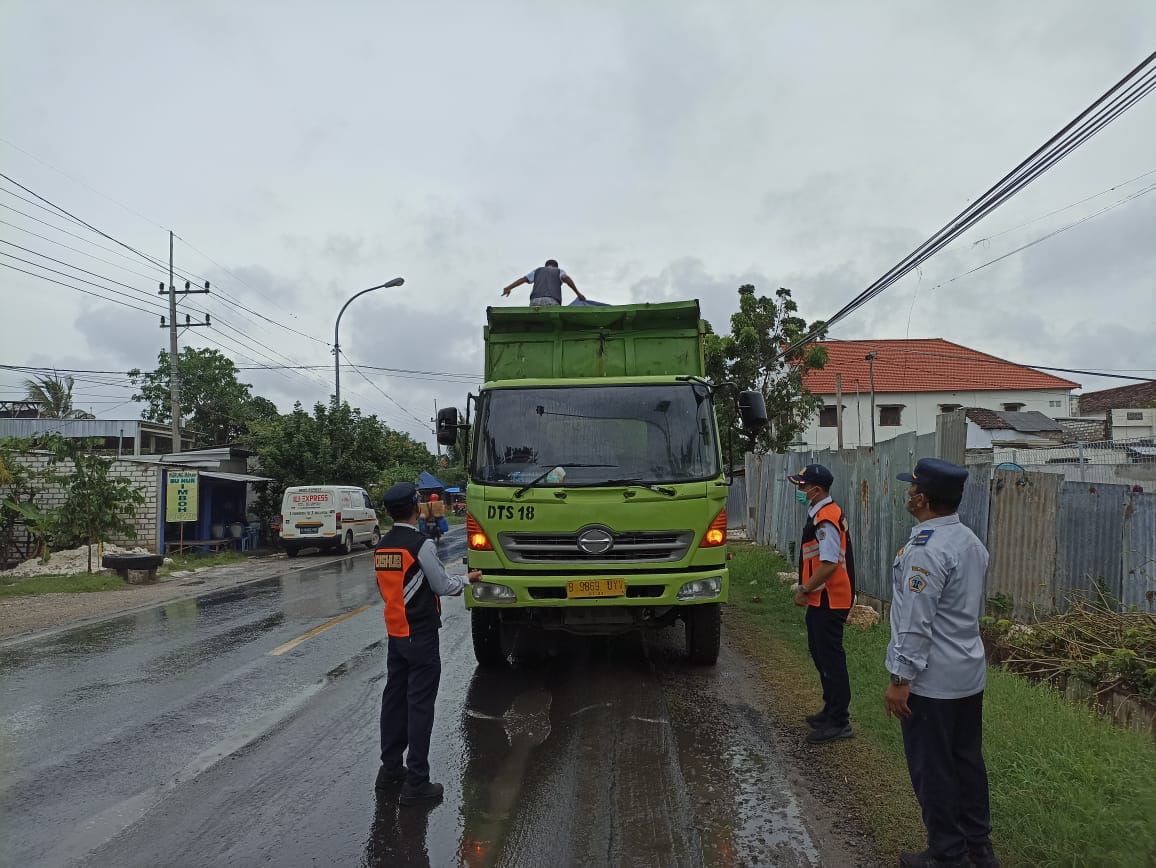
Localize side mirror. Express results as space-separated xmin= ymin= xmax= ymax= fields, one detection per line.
xmin=738 ymin=391 xmax=769 ymax=432
xmin=436 ymin=407 xmax=459 ymax=446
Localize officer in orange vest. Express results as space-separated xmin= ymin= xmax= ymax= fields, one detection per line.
xmin=789 ymin=464 xmax=857 ymax=744
xmin=374 ymin=482 xmax=482 ymax=805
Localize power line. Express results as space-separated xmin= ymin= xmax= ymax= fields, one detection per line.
xmin=930 ymin=179 xmax=1156 ymax=292
xmin=0 ymin=260 xmax=159 ymax=317
xmin=339 ymin=350 xmax=430 ymax=428
xmin=781 ymin=49 xmax=1156 ymax=361
xmin=972 ymin=165 xmax=1156 ymax=245
xmin=0 ymin=238 xmax=212 ymax=316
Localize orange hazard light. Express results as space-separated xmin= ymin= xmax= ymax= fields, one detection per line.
xmin=702 ymin=509 xmax=727 ymax=547
xmin=466 ymin=513 xmax=492 ymax=550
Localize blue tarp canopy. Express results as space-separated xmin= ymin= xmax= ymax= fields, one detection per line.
xmin=417 ymin=471 xmax=446 ymax=491
xmin=444 ymin=486 xmax=462 ymax=494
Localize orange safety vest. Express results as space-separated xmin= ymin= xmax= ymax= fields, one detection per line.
xmin=800 ymin=501 xmax=855 ymax=610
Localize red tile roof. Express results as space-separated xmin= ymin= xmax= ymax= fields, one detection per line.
xmin=1077 ymin=380 xmax=1156 ymax=414
xmin=802 ymin=339 xmax=1080 ymax=395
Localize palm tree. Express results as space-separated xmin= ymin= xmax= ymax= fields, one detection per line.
xmin=23 ymin=373 xmax=89 ymax=419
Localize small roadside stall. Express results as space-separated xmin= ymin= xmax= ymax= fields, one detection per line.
xmin=162 ymin=468 xmax=272 ymax=555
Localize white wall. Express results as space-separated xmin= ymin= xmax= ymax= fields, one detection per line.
xmin=1111 ymin=408 xmax=1156 ymax=440
xmin=796 ymin=388 xmax=1072 ymax=451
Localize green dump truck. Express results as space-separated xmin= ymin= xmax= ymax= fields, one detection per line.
xmin=437 ymin=301 xmax=766 ymax=666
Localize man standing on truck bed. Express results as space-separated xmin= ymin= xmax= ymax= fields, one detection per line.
xmin=501 ymin=259 xmax=585 ymax=306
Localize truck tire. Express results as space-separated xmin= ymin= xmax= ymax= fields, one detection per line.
xmin=471 ymin=608 xmax=507 ymax=667
xmin=685 ymin=603 xmax=721 ymax=665
xmin=285 ymin=545 xmax=300 ymax=559
xmin=338 ymin=532 xmax=353 ymax=556
xmin=365 ymin=526 xmax=381 ymax=548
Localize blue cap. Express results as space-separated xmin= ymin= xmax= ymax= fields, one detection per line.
xmin=897 ymin=458 xmax=968 ymax=499
xmin=381 ymin=481 xmax=419 ymax=509
xmin=787 ymin=464 xmax=834 ymax=488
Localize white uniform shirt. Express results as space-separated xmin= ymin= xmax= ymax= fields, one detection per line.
xmin=886 ymin=514 xmax=989 ymax=699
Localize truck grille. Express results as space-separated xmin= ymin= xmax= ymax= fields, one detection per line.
xmin=499 ymin=530 xmax=693 ymax=564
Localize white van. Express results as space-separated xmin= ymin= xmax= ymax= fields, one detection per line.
xmin=279 ymin=485 xmax=380 ymax=558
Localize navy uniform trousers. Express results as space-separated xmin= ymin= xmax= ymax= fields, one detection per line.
xmin=380 ymin=629 xmax=441 ymax=785
xmin=805 ymin=604 xmax=851 ymax=727
xmin=901 ymin=691 xmax=992 ymax=859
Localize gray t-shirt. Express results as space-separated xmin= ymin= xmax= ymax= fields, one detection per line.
xmin=527 ymin=266 xmax=567 ymax=303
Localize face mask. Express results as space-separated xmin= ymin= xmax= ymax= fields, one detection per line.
xmin=795 ymin=489 xmax=810 ymax=505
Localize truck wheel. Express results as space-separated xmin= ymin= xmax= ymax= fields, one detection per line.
xmin=366 ymin=526 xmax=381 ymax=548
xmin=338 ymin=532 xmax=353 ymax=556
xmin=471 ymin=608 xmax=507 ymax=667
xmin=285 ymin=546 xmax=299 ymax=559
xmin=685 ymin=603 xmax=721 ymax=666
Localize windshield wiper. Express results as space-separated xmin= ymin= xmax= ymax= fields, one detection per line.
xmin=598 ymin=478 xmax=677 ymax=497
xmin=512 ymin=464 xmax=616 ymax=498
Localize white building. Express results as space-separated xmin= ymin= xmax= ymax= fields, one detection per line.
xmin=796 ymin=339 xmax=1079 ymax=450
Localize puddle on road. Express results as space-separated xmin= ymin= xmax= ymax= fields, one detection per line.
xmin=667 ymin=694 xmax=821 ymax=868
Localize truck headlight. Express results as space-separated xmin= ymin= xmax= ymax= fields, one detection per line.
xmin=677 ymin=577 xmax=722 ymax=600
xmin=472 ymin=582 xmax=516 ymax=603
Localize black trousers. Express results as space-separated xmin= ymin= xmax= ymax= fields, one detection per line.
xmin=380 ymin=629 xmax=442 ymax=785
xmin=805 ymin=604 xmax=851 ymax=727
xmin=901 ymin=691 xmax=992 ymax=860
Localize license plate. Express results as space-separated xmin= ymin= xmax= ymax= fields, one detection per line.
xmin=566 ymin=578 xmax=626 ymax=599
xmin=300 ymin=526 xmax=320 ymax=535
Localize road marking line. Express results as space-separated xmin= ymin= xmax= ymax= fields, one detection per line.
xmin=269 ymin=604 xmax=373 ymax=656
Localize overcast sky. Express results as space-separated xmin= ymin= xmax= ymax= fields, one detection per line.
xmin=2 ymin=1 xmax=1154 ymax=447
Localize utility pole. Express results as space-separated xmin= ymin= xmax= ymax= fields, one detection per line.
xmin=159 ymin=230 xmax=210 ymax=454
xmin=433 ymin=398 xmax=441 ymax=457
xmin=865 ymin=351 xmax=878 ymax=449
xmin=835 ymin=373 xmax=844 ymax=451
xmin=854 ymin=379 xmax=863 ymax=446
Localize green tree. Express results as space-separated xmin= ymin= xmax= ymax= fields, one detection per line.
xmin=129 ymin=348 xmax=274 ymax=446
xmin=0 ymin=437 xmax=56 ymax=563
xmin=22 ymin=373 xmax=92 ymax=419
xmin=705 ymin=285 xmax=828 ymax=455
xmin=50 ymin=441 xmax=144 ymax=572
xmin=247 ymin=399 xmax=438 ymax=524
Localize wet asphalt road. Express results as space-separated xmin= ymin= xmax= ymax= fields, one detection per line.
xmin=0 ymin=527 xmax=837 ymax=868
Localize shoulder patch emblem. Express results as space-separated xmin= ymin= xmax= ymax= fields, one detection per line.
xmin=908 ymin=575 xmax=927 ymax=593
xmin=912 ymin=529 xmax=935 ymax=547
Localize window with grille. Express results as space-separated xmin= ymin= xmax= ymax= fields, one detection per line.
xmin=938 ymin=403 xmax=962 ymax=414
xmin=879 ymin=405 xmax=903 ymax=426
xmin=819 ymin=406 xmax=838 ymax=428
xmin=1002 ymin=402 xmax=1026 ymax=411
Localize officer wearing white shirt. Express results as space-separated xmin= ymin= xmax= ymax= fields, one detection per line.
xmin=885 ymin=458 xmax=997 ymax=868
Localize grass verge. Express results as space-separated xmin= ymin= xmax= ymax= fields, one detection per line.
xmin=0 ymin=572 xmax=127 ymax=596
xmin=728 ymin=543 xmax=1156 ymax=868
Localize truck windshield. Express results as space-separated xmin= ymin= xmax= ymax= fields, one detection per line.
xmin=473 ymin=384 xmax=719 ymax=486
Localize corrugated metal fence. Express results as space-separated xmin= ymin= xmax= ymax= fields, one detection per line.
xmin=744 ymin=434 xmax=1156 ymax=615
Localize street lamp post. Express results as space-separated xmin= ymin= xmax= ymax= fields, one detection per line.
xmin=333 ymin=277 xmax=405 ymax=407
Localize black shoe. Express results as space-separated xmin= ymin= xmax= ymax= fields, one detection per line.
xmin=806 ymin=723 xmax=854 ymax=744
xmin=805 ymin=710 xmax=829 ymax=727
xmin=898 ymin=849 xmax=970 ymax=867
xmin=399 ymin=779 xmax=444 ymax=806
xmin=375 ymin=765 xmax=406 ymax=790
xmin=967 ymin=842 xmax=1000 ymax=868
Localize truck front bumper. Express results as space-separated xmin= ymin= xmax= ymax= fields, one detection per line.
xmin=463 ymin=566 xmax=728 ymax=608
